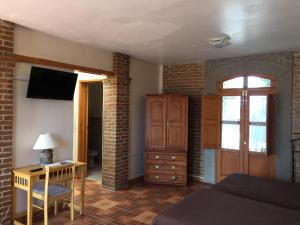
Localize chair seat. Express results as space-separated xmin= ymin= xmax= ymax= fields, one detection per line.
xmin=33 ymin=182 xmax=71 ymax=197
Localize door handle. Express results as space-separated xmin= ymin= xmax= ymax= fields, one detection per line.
xmin=171 ymin=176 xmax=177 ymax=181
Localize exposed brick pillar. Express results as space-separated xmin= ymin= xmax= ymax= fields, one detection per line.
xmin=0 ymin=19 xmax=14 ymax=225
xmin=292 ymin=51 xmax=300 ymax=183
xmin=102 ymin=53 xmax=130 ymax=190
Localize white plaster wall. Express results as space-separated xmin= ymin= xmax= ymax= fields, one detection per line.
xmin=13 ymin=26 xmax=113 ymax=167
xmin=129 ymin=58 xmax=160 ymax=179
xmin=14 ymin=26 xmax=113 ymax=71
xmin=13 ymin=63 xmax=76 ymax=212
xmin=13 ymin=63 xmax=74 ymax=167
xmin=13 ymin=26 xmax=112 ymax=212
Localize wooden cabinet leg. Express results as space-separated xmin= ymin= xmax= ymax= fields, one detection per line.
xmin=80 ymin=169 xmax=85 ymax=215
xmin=27 ymin=179 xmax=33 ymax=225
xmin=54 ymin=201 xmax=58 ymax=215
xmin=44 ymin=201 xmax=48 ymax=225
xmin=71 ymin=192 xmax=74 ymax=221
xmin=12 ymin=184 xmax=16 ymax=222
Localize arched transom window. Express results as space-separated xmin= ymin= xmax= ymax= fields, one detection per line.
xmin=218 ymin=74 xmax=276 ymax=92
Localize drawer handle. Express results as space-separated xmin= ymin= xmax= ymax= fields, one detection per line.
xmin=155 ymin=175 xmax=160 ymax=179
xmin=171 ymin=156 xmax=176 ymax=160
xmin=171 ymin=166 xmax=176 ymax=170
xmin=155 ymin=165 xmax=160 ymax=169
xmin=171 ymin=176 xmax=177 ymax=181
xmin=155 ymin=155 xmax=160 ymax=159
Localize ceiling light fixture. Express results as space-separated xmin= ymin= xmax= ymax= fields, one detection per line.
xmin=207 ymin=34 xmax=231 ymax=48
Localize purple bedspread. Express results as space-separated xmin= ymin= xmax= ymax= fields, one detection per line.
xmin=152 ymin=174 xmax=300 ymax=225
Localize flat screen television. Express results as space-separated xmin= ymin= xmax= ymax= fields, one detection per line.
xmin=27 ymin=66 xmax=78 ymax=100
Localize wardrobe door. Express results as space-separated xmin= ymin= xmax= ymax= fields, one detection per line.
xmin=201 ymin=95 xmax=221 ymax=149
xmin=146 ymin=96 xmax=167 ymax=149
xmin=166 ymin=96 xmax=188 ymax=151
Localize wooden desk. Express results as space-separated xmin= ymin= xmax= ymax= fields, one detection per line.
xmin=12 ymin=162 xmax=87 ymax=225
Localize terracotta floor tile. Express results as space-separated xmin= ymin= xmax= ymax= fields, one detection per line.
xmin=166 ymin=195 xmax=184 ymax=203
xmin=91 ymin=199 xmax=120 ymax=210
xmin=28 ymin=180 xmax=207 ymax=224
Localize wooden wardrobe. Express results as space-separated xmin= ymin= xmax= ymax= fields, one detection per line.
xmin=144 ymin=94 xmax=188 ymax=185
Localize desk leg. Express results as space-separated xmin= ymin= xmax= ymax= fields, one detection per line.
xmin=27 ymin=178 xmax=33 ymax=225
xmin=12 ymin=184 xmax=16 ymax=222
xmin=80 ymin=169 xmax=85 ymax=215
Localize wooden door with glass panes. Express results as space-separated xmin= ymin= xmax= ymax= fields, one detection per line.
xmin=244 ymin=91 xmax=275 ymax=178
xmin=218 ymin=91 xmax=244 ymax=180
xmin=202 ymin=75 xmax=276 ymax=182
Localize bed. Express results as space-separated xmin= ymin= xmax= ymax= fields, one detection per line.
xmin=152 ymin=174 xmax=300 ymax=225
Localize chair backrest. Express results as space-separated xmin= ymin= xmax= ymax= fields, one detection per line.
xmin=45 ymin=163 xmax=75 ymax=189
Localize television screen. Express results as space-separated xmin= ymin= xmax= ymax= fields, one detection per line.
xmin=27 ymin=66 xmax=78 ymax=100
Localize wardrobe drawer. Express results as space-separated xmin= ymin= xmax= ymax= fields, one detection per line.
xmin=146 ymin=163 xmax=186 ymax=172
xmin=146 ymin=173 xmax=185 ymax=184
xmin=146 ymin=159 xmax=186 ymax=166
xmin=146 ymin=152 xmax=186 ymax=161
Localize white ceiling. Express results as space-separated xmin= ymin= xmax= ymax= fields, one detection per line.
xmin=1 ymin=0 xmax=300 ymax=64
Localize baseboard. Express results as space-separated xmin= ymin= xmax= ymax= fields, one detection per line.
xmin=102 ymin=183 xmax=129 ymax=191
xmin=101 ymin=177 xmax=145 ymax=190
xmin=188 ymin=174 xmax=201 ymax=182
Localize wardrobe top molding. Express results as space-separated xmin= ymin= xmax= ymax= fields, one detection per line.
xmin=0 ymin=54 xmax=114 ymax=76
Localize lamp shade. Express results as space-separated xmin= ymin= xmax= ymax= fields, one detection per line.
xmin=33 ymin=133 xmax=58 ymax=150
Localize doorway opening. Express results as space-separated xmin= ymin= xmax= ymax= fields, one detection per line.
xmin=77 ymin=80 xmax=103 ymax=182
xmin=87 ymin=83 xmax=103 ymax=181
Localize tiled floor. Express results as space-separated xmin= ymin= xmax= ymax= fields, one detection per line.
xmin=33 ymin=180 xmax=208 ymax=225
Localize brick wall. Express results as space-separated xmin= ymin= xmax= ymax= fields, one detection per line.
xmin=163 ymin=63 xmax=205 ymax=180
xmin=292 ymin=51 xmax=300 ymax=182
xmin=0 ymin=20 xmax=14 ymax=225
xmin=294 ymin=151 xmax=300 ymax=183
xmin=102 ymin=53 xmax=130 ymax=190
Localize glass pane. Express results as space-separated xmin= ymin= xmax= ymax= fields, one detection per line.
xmin=249 ymin=125 xmax=267 ymax=153
xmin=249 ymin=96 xmax=267 ymax=122
xmin=223 ymin=77 xmax=244 ymax=89
xmin=222 ymin=96 xmax=241 ymax=121
xmin=221 ymin=124 xmax=240 ymax=150
xmin=248 ymin=76 xmax=271 ymax=88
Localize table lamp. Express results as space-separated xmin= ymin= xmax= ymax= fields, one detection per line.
xmin=33 ymin=133 xmax=58 ymax=165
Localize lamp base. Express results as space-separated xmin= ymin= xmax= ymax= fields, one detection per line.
xmin=40 ymin=149 xmax=53 ymax=165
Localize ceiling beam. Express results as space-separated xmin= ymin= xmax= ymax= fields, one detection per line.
xmin=0 ymin=54 xmax=114 ymax=76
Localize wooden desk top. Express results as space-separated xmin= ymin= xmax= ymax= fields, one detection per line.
xmin=13 ymin=161 xmax=86 ymax=177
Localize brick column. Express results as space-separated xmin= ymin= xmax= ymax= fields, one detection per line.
xmin=292 ymin=51 xmax=300 ymax=182
xmin=102 ymin=53 xmax=130 ymax=190
xmin=0 ymin=20 xmax=14 ymax=225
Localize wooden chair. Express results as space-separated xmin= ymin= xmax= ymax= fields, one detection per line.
xmin=32 ymin=164 xmax=75 ymax=225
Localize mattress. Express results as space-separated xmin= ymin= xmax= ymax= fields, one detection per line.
xmin=212 ymin=173 xmax=300 ymax=211
xmin=152 ymin=188 xmax=300 ymax=225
